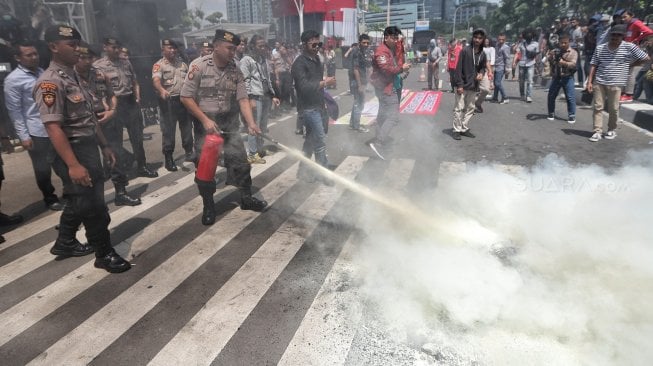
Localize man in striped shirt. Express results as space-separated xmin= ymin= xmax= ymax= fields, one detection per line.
xmin=586 ymin=24 xmax=649 ymax=142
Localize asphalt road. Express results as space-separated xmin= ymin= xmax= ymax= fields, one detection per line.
xmin=0 ymin=66 xmax=651 ymax=365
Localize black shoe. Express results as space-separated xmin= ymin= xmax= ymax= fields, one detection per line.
xmin=136 ymin=166 xmax=159 ymax=178
xmin=50 ymin=238 xmax=95 ymax=257
xmin=164 ymin=154 xmax=178 ymax=172
xmin=47 ymin=201 xmax=65 ymax=211
xmin=474 ymin=106 xmax=483 ymax=113
xmin=184 ymin=151 xmax=195 ymax=162
xmin=0 ymin=234 xmax=5 ymax=244
xmin=94 ymin=250 xmax=131 ymax=273
xmin=0 ymin=212 xmax=23 ymax=226
xmin=460 ymin=130 xmax=476 ymax=138
xmin=240 ymin=196 xmax=268 ymax=212
xmin=115 ymin=192 xmax=142 ymax=206
xmin=452 ymin=132 xmax=462 ymax=140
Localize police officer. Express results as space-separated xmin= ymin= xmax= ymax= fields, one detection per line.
xmin=199 ymin=41 xmax=213 ymax=57
xmin=152 ymin=39 xmax=193 ymax=171
xmin=34 ymin=25 xmax=130 ymax=273
xmin=75 ymin=42 xmax=141 ymax=206
xmin=94 ymin=37 xmax=158 ymax=178
xmin=181 ymin=29 xmax=267 ymax=225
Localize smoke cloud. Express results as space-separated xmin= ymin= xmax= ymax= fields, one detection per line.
xmin=353 ymin=151 xmax=653 ymax=365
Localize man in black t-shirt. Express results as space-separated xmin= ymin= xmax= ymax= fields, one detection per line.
xmin=348 ymin=34 xmax=371 ymax=133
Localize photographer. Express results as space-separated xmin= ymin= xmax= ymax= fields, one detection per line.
xmin=546 ymin=34 xmax=578 ymax=123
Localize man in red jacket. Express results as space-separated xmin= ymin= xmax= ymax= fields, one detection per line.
xmin=367 ymin=26 xmax=411 ymax=160
xmin=620 ymin=10 xmax=653 ymax=102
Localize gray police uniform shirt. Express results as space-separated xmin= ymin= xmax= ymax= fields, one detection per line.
xmin=79 ymin=66 xmax=114 ymax=113
xmin=180 ymin=55 xmax=247 ymax=118
xmin=152 ymin=57 xmax=188 ymax=97
xmin=93 ymin=56 xmax=137 ymax=97
xmin=33 ymin=61 xmax=97 ymax=138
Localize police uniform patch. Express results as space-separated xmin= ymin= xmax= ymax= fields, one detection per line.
xmin=59 ymin=27 xmax=73 ymax=37
xmin=153 ymin=64 xmax=160 ymax=73
xmin=40 ymin=82 xmax=58 ymax=107
xmin=188 ymin=64 xmax=199 ymax=80
xmin=224 ymin=32 xmax=234 ymax=42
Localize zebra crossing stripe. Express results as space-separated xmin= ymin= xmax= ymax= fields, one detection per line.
xmin=0 ymin=165 xmax=176 ymax=249
xmin=147 ymin=156 xmax=367 ymax=366
xmin=278 ymin=157 xmax=415 ymax=365
xmin=0 ymin=154 xmax=287 ymax=350
xmin=25 ymin=161 xmax=299 ymax=365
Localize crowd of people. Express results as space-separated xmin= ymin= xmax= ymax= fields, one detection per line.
xmin=0 ymin=7 xmax=652 ymax=266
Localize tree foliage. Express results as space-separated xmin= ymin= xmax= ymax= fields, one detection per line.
xmin=206 ymin=11 xmax=224 ymax=25
xmin=486 ymin=0 xmax=653 ymax=39
xmin=181 ymin=7 xmax=205 ymax=30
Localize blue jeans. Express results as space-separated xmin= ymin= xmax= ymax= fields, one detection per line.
xmin=247 ymin=96 xmax=271 ymax=156
xmin=300 ymin=108 xmax=328 ymax=167
xmin=518 ymin=65 xmax=534 ymax=98
xmin=492 ymin=68 xmax=507 ymax=101
xmin=547 ymin=75 xmax=576 ymax=118
xmin=349 ymin=80 xmax=365 ymax=129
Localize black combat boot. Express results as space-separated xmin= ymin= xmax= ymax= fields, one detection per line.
xmin=240 ymin=189 xmax=268 ymax=212
xmin=50 ymin=237 xmax=94 ymax=257
xmin=164 ymin=153 xmax=178 ymax=171
xmin=114 ymin=185 xmax=141 ymax=206
xmin=94 ymin=249 xmax=131 ymax=273
xmin=136 ymin=165 xmax=159 ymax=178
xmin=198 ymin=184 xmax=216 ymax=225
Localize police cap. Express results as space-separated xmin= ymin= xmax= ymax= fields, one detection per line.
xmin=213 ymin=29 xmax=240 ymax=46
xmin=162 ymin=39 xmax=178 ymax=48
xmin=103 ymin=37 xmax=121 ymax=46
xmin=201 ymin=41 xmax=213 ymax=48
xmin=44 ymin=25 xmax=82 ymax=43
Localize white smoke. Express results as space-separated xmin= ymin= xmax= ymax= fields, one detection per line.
xmin=354 ymin=151 xmax=653 ymax=365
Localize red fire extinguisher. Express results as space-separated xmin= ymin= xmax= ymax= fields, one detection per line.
xmin=195 ymin=134 xmax=224 ymax=183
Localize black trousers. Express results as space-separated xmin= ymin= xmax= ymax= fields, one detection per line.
xmin=100 ymin=119 xmax=129 ymax=186
xmin=194 ymin=114 xmax=251 ymax=194
xmin=116 ymin=95 xmax=146 ymax=167
xmin=27 ymin=136 xmax=64 ymax=203
xmin=53 ymin=137 xmax=112 ymax=257
xmin=159 ymin=96 xmax=193 ymax=155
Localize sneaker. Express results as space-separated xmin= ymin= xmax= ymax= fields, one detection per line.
xmin=240 ymin=196 xmax=268 ymax=212
xmin=452 ymin=131 xmax=461 ymax=140
xmin=588 ymin=132 xmax=602 ymax=142
xmin=619 ymin=95 xmax=633 ymax=103
xmin=547 ymin=113 xmax=555 ymax=121
xmin=526 ymin=96 xmax=532 ymax=103
xmin=247 ymin=153 xmax=266 ymax=164
xmin=567 ymin=116 xmax=576 ymax=124
xmin=366 ymin=140 xmax=385 ymax=160
xmin=500 ymin=99 xmax=509 ymax=104
xmin=357 ymin=126 xmax=369 ymax=133
xmin=604 ymin=130 xmax=617 ymax=140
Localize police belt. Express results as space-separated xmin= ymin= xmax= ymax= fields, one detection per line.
xmin=68 ymin=135 xmax=99 ymax=146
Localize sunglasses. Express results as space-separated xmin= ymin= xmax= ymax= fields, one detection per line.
xmin=307 ymin=42 xmax=323 ymax=49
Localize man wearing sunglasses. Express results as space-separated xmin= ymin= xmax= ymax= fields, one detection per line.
xmin=291 ymin=30 xmax=336 ymax=185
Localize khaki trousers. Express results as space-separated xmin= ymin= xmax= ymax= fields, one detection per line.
xmin=592 ymin=83 xmax=621 ymax=133
xmin=453 ymin=89 xmax=477 ymax=132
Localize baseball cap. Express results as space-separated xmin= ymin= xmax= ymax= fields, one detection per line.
xmin=44 ymin=25 xmax=81 ymax=43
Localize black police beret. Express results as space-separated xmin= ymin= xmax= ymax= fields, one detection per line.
xmin=213 ymin=29 xmax=240 ymax=46
xmin=44 ymin=25 xmax=82 ymax=43
xmin=162 ymin=39 xmax=178 ymax=48
xmin=103 ymin=37 xmax=121 ymax=46
xmin=78 ymin=41 xmax=97 ymax=56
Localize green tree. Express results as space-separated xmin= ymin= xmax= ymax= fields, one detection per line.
xmin=206 ymin=11 xmax=224 ymax=25
xmin=181 ymin=7 xmax=205 ymax=30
